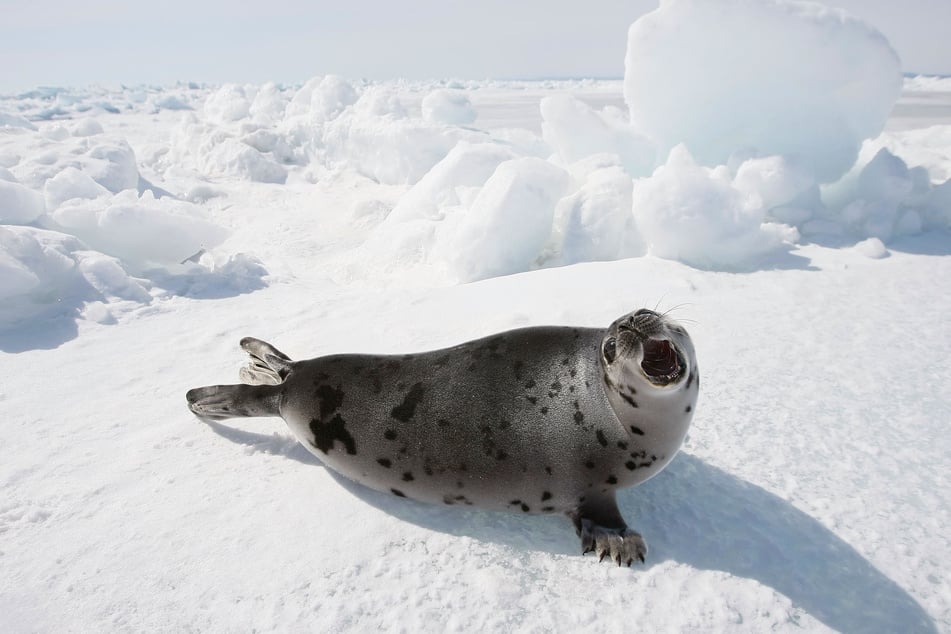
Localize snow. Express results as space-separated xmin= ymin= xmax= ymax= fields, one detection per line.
xmin=2 ymin=2 xmax=951 ymax=631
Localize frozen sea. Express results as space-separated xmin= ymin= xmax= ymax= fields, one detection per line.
xmin=2 ymin=2 xmax=951 ymax=629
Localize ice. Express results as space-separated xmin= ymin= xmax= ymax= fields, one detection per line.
xmin=624 ymin=0 xmax=902 ymax=184
xmin=0 ymin=177 xmax=46 ymax=224
xmin=0 ymin=75 xmax=949 ymax=633
xmin=203 ymin=84 xmax=253 ymax=124
xmin=540 ymin=94 xmax=654 ymax=177
xmin=435 ymin=157 xmax=570 ymax=282
xmin=43 ymin=167 xmax=111 ymax=209
xmin=820 ymin=146 xmax=947 ymax=241
xmin=631 ymin=145 xmax=798 ymax=270
xmin=421 ymin=89 xmax=477 ymax=125
xmin=47 ymin=189 xmax=230 ymax=272
xmin=550 ymin=158 xmax=643 ymax=265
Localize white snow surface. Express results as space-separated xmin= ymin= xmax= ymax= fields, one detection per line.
xmin=2 ymin=4 xmax=951 ymax=631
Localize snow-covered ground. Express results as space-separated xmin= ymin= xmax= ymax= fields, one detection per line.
xmin=3 ymin=1 xmax=951 ymax=631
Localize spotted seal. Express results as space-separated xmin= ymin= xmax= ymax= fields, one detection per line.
xmin=185 ymin=308 xmax=699 ymax=566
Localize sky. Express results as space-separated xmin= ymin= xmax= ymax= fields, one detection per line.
xmin=0 ymin=0 xmax=949 ymax=93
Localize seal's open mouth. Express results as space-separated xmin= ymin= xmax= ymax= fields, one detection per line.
xmin=641 ymin=339 xmax=685 ymax=385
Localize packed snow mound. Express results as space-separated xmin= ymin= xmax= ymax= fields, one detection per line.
xmin=549 ymin=158 xmax=644 ymax=265
xmin=0 ymin=177 xmax=46 ymax=224
xmin=632 ymin=145 xmax=798 ymax=270
xmin=541 ymin=94 xmax=654 ymax=177
xmin=435 ymin=157 xmax=570 ymax=282
xmin=624 ymin=0 xmax=902 ymax=184
xmin=47 ymin=189 xmax=230 ymax=272
xmin=818 ymin=146 xmax=950 ymax=241
xmin=0 ymin=225 xmax=150 ymax=329
xmin=421 ymin=90 xmax=477 ymax=125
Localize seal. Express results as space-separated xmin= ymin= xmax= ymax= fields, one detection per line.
xmin=185 ymin=308 xmax=699 ymax=566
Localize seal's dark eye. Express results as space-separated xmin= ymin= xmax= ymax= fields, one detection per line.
xmin=603 ymin=337 xmax=617 ymax=364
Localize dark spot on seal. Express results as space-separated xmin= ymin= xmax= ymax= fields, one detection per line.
xmin=606 ymin=475 xmax=618 ymax=485
xmin=574 ymin=411 xmax=585 ymax=425
xmin=596 ymin=430 xmax=607 ymax=446
xmin=424 ymin=466 xmax=434 ymax=476
xmin=377 ymin=458 xmax=392 ymax=468
xmin=521 ymin=504 xmax=530 ymax=512
xmin=620 ymin=392 xmax=639 ymax=409
xmin=526 ymin=396 xmax=538 ymax=405
xmin=585 ymin=460 xmax=595 ymax=469
xmin=625 ymin=461 xmax=637 ymax=470
xmin=402 ymin=472 xmax=414 ymax=482
xmin=308 ymin=414 xmax=357 ymax=455
xmin=525 ymin=379 xmax=536 ymax=389
xmin=542 ymin=506 xmax=555 ymax=512
xmin=513 ymin=360 xmax=524 ymax=381
xmin=509 ymin=499 xmax=522 ymax=506
xmin=496 ymin=450 xmax=509 ymax=461
xmin=540 ymin=406 xmax=549 ymax=415
xmin=499 ymin=419 xmax=510 ymax=430
xmin=630 ymin=426 xmax=645 ymax=436
xmin=459 ymin=462 xmax=468 ymax=472
xmin=569 ymin=369 xmax=577 ymax=378
xmin=572 ymin=400 xmax=580 ymax=410
xmin=569 ymin=385 xmax=575 ymax=392
xmin=314 ymin=384 xmax=344 ymax=415
xmin=398 ymin=446 xmax=408 ymax=455
xmin=545 ymin=466 xmax=553 ymax=475
xmin=686 ymin=405 xmax=692 ymax=413
xmin=391 ymin=382 xmax=425 ymax=422
xmin=437 ymin=419 xmax=450 ymax=428
xmin=541 ymin=491 xmax=552 ymax=501
xmin=384 ymin=429 xmax=398 ymax=441
xmin=561 ymin=358 xmax=569 ymax=366
xmin=391 ymin=489 xmax=406 ymax=497
xmin=617 ymin=441 xmax=628 ymax=450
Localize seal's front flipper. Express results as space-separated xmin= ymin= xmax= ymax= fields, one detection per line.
xmin=186 ymin=384 xmax=281 ymax=421
xmin=568 ymin=492 xmax=647 ymax=566
xmin=238 ymin=337 xmax=293 ymax=385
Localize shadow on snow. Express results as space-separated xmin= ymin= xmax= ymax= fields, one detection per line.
xmin=205 ymin=419 xmax=936 ymax=634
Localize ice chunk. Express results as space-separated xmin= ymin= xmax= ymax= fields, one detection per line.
xmin=436 ymin=157 xmax=570 ymax=282
xmin=624 ymin=0 xmax=902 ymax=183
xmin=421 ymin=90 xmax=477 ymax=126
xmin=70 ymin=118 xmax=104 ymax=137
xmin=0 ymin=179 xmax=46 ymax=224
xmin=631 ymin=145 xmax=797 ymax=270
xmin=48 ymin=190 xmax=230 ymax=271
xmin=821 ymin=147 xmax=938 ymax=241
xmin=541 ymin=94 xmax=654 ymax=177
xmin=550 ymin=160 xmax=643 ymax=265
xmin=44 ymin=167 xmax=110 ymax=209
xmin=853 ymin=237 xmax=889 ymax=259
xmin=204 ymin=84 xmax=252 ymax=124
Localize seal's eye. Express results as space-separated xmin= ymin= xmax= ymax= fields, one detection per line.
xmin=603 ymin=337 xmax=617 ymax=364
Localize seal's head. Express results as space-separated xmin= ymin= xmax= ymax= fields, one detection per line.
xmin=601 ymin=308 xmax=696 ymax=393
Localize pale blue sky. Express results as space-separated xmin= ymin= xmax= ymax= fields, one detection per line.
xmin=1 ymin=0 xmax=949 ymax=93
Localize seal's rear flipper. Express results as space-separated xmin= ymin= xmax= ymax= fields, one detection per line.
xmin=186 ymin=384 xmax=281 ymax=421
xmin=238 ymin=337 xmax=293 ymax=385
